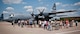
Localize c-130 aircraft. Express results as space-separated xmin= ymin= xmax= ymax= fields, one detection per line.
xmin=0 ymin=1 xmax=77 ymax=23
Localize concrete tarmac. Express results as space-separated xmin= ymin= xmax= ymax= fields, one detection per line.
xmin=0 ymin=21 xmax=80 ymax=34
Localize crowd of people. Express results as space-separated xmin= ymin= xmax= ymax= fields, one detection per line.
xmin=11 ymin=19 xmax=79 ymax=31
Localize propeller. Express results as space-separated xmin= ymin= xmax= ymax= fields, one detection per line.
xmin=38 ymin=9 xmax=45 ymax=16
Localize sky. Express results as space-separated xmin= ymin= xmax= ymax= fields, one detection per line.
xmin=0 ymin=0 xmax=80 ymax=19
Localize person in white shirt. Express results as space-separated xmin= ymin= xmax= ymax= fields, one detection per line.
xmin=39 ymin=20 xmax=42 ymax=27
xmin=21 ymin=20 xmax=24 ymax=28
xmin=18 ymin=20 xmax=21 ymax=26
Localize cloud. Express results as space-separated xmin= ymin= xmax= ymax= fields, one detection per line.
xmin=56 ymin=2 xmax=62 ymax=6
xmin=6 ymin=7 xmax=14 ymax=11
xmin=2 ymin=7 xmax=14 ymax=14
xmin=2 ymin=10 xmax=14 ymax=14
xmin=26 ymin=9 xmax=33 ymax=12
xmin=24 ymin=6 xmax=33 ymax=12
xmin=2 ymin=11 xmax=9 ymax=14
xmin=74 ymin=2 xmax=80 ymax=6
xmin=35 ymin=7 xmax=47 ymax=12
xmin=57 ymin=9 xmax=66 ymax=11
xmin=55 ymin=2 xmax=70 ymax=7
xmin=61 ymin=2 xmax=80 ymax=7
xmin=36 ymin=7 xmax=46 ymax=9
xmin=3 ymin=0 xmax=24 ymax=4
xmin=24 ymin=6 xmax=32 ymax=9
xmin=22 ymin=2 xmax=27 ymax=4
xmin=62 ymin=4 xmax=70 ymax=7
xmin=37 ymin=0 xmax=44 ymax=4
xmin=61 ymin=4 xmax=73 ymax=7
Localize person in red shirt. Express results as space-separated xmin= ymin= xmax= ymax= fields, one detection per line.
xmin=66 ymin=19 xmax=69 ymax=28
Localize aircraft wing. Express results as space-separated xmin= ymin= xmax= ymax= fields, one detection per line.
xmin=49 ymin=10 xmax=76 ymax=15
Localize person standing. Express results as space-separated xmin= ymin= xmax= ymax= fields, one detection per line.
xmin=29 ymin=19 xmax=33 ymax=28
xmin=24 ymin=20 xmax=28 ymax=26
xmin=60 ymin=20 xmax=63 ymax=29
xmin=66 ymin=20 xmax=69 ymax=28
xmin=43 ymin=20 xmax=47 ymax=30
xmin=12 ymin=20 xmax=15 ymax=27
xmin=72 ymin=20 xmax=75 ymax=27
xmin=21 ymin=20 xmax=24 ymax=28
xmin=38 ymin=20 xmax=42 ymax=28
xmin=75 ymin=21 xmax=78 ymax=27
xmin=33 ymin=20 xmax=37 ymax=27
xmin=18 ymin=20 xmax=21 ymax=26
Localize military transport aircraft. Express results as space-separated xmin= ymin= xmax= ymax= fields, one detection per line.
xmin=0 ymin=3 xmax=77 ymax=22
